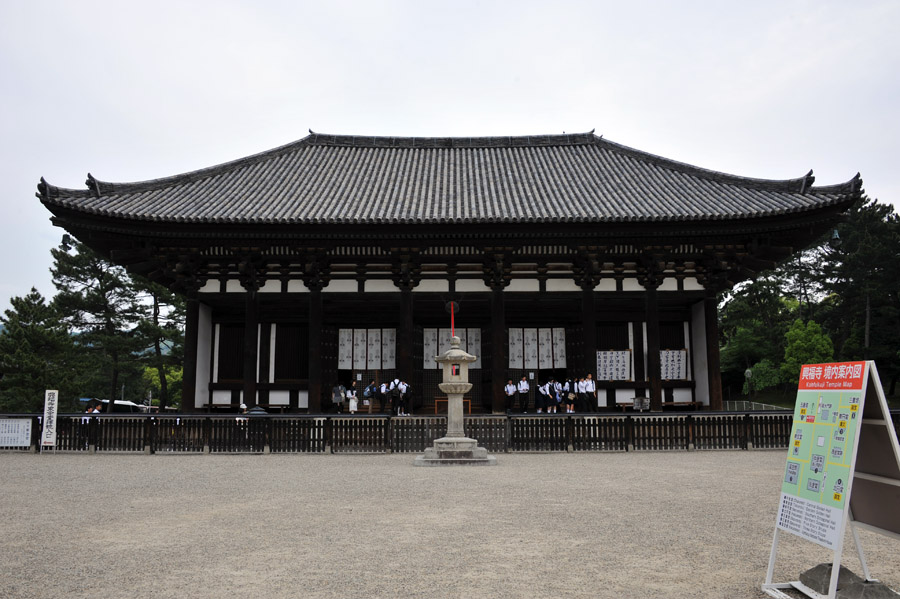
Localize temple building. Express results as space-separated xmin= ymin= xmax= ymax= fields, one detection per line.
xmin=37 ymin=131 xmax=862 ymax=413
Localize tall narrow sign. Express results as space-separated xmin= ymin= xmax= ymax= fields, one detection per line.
xmin=41 ymin=389 xmax=59 ymax=449
xmin=763 ymin=361 xmax=900 ymax=599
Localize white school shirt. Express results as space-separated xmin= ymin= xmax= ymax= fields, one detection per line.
xmin=380 ymin=383 xmax=389 ymax=394
xmin=346 ymin=387 xmax=357 ymax=399
xmin=584 ymin=379 xmax=596 ymax=394
xmin=399 ymin=382 xmax=408 ymax=395
xmin=504 ymin=383 xmax=517 ymax=396
xmin=517 ymin=380 xmax=530 ymax=393
xmin=577 ymin=380 xmax=587 ymax=393
xmin=538 ymin=383 xmax=550 ymax=396
xmin=562 ymin=381 xmax=571 ymax=393
xmin=554 ymin=381 xmax=563 ymax=395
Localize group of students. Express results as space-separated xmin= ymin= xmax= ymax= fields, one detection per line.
xmin=504 ymin=374 xmax=598 ymax=413
xmin=332 ymin=378 xmax=412 ymax=415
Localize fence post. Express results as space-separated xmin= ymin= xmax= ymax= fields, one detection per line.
xmin=687 ymin=415 xmax=694 ymax=451
xmin=386 ymin=416 xmax=393 ymax=454
xmin=566 ymin=415 xmax=574 ymax=452
xmin=626 ymin=415 xmax=634 ymax=451
xmin=30 ymin=415 xmax=39 ymax=453
xmin=144 ymin=416 xmax=153 ymax=455
xmin=745 ymin=413 xmax=753 ymax=450
xmin=263 ymin=418 xmax=271 ymax=454
xmin=505 ymin=415 xmax=512 ymax=452
xmin=89 ymin=416 xmax=98 ymax=453
xmin=325 ymin=417 xmax=333 ymax=454
xmin=202 ymin=417 xmax=211 ymax=454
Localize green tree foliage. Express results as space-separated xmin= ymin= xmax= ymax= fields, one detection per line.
xmin=0 ymin=288 xmax=78 ymax=412
xmin=781 ymin=319 xmax=834 ymax=384
xmin=51 ymin=238 xmax=145 ymax=410
xmin=742 ymin=359 xmax=781 ymax=395
xmin=141 ymin=365 xmax=183 ymax=409
xmin=817 ymin=197 xmax=900 ymax=394
xmin=718 ymin=275 xmax=799 ymax=392
xmin=133 ymin=277 xmax=185 ymax=412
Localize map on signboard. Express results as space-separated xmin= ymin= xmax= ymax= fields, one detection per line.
xmin=775 ymin=362 xmax=866 ymax=550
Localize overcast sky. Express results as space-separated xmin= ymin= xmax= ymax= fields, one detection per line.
xmin=1 ymin=0 xmax=898 ymax=314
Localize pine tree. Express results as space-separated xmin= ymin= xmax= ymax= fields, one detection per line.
xmin=0 ymin=288 xmax=77 ymax=412
xmin=51 ymin=237 xmax=143 ymax=410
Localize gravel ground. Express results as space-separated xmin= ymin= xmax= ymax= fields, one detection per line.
xmin=1 ymin=450 xmax=897 ymax=599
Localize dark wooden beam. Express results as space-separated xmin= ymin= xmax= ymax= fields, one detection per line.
xmin=308 ymin=288 xmax=323 ymax=413
xmin=491 ymin=285 xmax=506 ymax=414
xmin=243 ymin=290 xmax=259 ymax=408
xmin=182 ymin=299 xmax=199 ymax=413
xmin=705 ymin=296 xmax=723 ymax=410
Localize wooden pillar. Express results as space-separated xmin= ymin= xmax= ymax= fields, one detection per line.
xmin=491 ymin=284 xmax=507 ymax=414
xmin=581 ymin=284 xmax=597 ymax=377
xmin=704 ymin=295 xmax=724 ymax=410
xmin=182 ymin=298 xmax=199 ymax=413
xmin=632 ymin=321 xmax=646 ymax=397
xmin=399 ymin=286 xmax=414 ymax=384
xmin=308 ymin=287 xmax=323 ymax=413
xmin=243 ymin=289 xmax=259 ymax=408
xmin=645 ymin=282 xmax=662 ymax=411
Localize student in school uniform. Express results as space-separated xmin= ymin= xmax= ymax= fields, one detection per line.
xmin=516 ymin=376 xmax=530 ymax=413
xmin=584 ymin=373 xmax=597 ymax=412
xmin=504 ymin=379 xmax=517 ymax=413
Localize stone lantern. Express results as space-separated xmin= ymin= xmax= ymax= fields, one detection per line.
xmin=414 ymin=336 xmax=496 ymax=466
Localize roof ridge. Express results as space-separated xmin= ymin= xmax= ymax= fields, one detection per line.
xmin=306 ymin=130 xmax=597 ymax=148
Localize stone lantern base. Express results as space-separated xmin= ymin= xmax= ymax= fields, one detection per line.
xmin=414 ymin=436 xmax=497 ymax=466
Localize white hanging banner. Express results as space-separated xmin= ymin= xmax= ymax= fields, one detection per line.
xmin=338 ymin=329 xmax=353 ymax=370
xmin=523 ymin=328 xmax=538 ymax=369
xmin=423 ymin=328 xmax=438 ymax=369
xmin=763 ymin=360 xmax=900 ymax=599
xmin=367 ymin=329 xmax=382 ymax=370
xmin=41 ymin=390 xmax=59 ymax=448
xmin=353 ymin=328 xmax=367 ymax=370
xmin=468 ymin=328 xmax=482 ymax=369
xmin=552 ymin=328 xmax=567 ymax=369
xmin=381 ymin=329 xmax=396 ymax=369
xmin=596 ymin=350 xmax=632 ymax=381
xmin=508 ymin=328 xmax=523 ymax=369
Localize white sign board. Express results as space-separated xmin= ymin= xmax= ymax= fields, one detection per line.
xmin=41 ymin=390 xmax=59 ymax=447
xmin=0 ymin=419 xmax=32 ymax=447
xmin=763 ymin=361 xmax=900 ymax=599
xmin=596 ymin=350 xmax=631 ymax=381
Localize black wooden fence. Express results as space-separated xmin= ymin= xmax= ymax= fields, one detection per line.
xmin=2 ymin=411 xmax=898 ymax=455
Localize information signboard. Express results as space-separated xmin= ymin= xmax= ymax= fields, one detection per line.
xmin=0 ymin=419 xmax=32 ymax=447
xmin=763 ymin=361 xmax=900 ymax=599
xmin=41 ymin=389 xmax=59 ymax=448
xmin=775 ymin=361 xmax=865 ymax=549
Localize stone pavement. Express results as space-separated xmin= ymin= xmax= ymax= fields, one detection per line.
xmin=1 ymin=451 xmax=897 ymax=598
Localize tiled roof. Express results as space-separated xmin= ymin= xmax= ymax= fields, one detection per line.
xmin=37 ymin=131 xmax=862 ymax=225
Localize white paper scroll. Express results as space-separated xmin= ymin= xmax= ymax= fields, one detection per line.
xmin=596 ymin=350 xmax=632 ymax=381
xmin=367 ymin=328 xmax=382 ymax=369
xmin=552 ymin=328 xmax=567 ymax=368
xmin=523 ymin=328 xmax=538 ymax=369
xmin=468 ymin=328 xmax=482 ymax=369
xmin=508 ymin=328 xmax=523 ymax=369
xmin=538 ymin=328 xmax=554 ymax=369
xmin=381 ymin=329 xmax=396 ymax=369
xmin=660 ymin=349 xmax=687 ymax=380
xmin=423 ymin=328 xmax=438 ymax=369
xmin=353 ymin=329 xmax=367 ymax=370
xmin=338 ymin=329 xmax=353 ymax=370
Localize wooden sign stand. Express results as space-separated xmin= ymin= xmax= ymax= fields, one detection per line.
xmin=762 ymin=361 xmax=900 ymax=599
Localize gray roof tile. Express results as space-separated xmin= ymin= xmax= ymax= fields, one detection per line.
xmin=38 ymin=132 xmax=862 ymax=225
